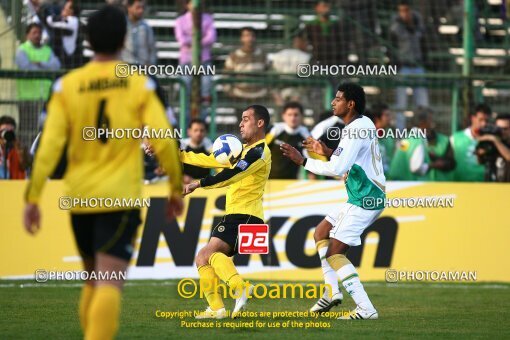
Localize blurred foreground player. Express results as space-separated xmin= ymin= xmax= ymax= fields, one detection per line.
xmin=182 ymin=105 xmax=271 ymax=319
xmin=282 ymin=83 xmax=384 ymax=320
xmin=23 ymin=6 xmax=184 ymax=339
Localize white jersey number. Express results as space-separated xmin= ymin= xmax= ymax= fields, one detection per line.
xmin=371 ymin=139 xmax=383 ymax=176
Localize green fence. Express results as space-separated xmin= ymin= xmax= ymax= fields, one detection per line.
xmin=3 ymin=68 xmax=510 ymax=144
xmin=3 ymin=0 xmax=510 ymax=143
xmin=0 ymin=69 xmax=188 ymax=146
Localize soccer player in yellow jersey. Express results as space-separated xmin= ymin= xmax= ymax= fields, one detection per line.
xmin=182 ymin=105 xmax=271 ymax=319
xmin=22 ymin=6 xmax=184 ymax=340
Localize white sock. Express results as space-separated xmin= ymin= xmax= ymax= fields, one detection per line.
xmin=318 ymin=246 xmax=341 ymax=299
xmin=337 ymin=264 xmax=375 ymax=311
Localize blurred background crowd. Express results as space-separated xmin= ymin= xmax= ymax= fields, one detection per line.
xmin=0 ymin=0 xmax=509 ymax=182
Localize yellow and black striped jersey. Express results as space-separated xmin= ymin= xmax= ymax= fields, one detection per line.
xmin=181 ymin=139 xmax=271 ymax=220
xmin=25 ymin=60 xmax=183 ymax=212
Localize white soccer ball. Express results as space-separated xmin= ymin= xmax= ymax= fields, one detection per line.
xmin=212 ymin=134 xmax=243 ymax=165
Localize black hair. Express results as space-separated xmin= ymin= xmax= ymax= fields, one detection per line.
xmin=292 ymin=31 xmax=306 ymax=40
xmin=337 ymin=82 xmax=366 ymax=115
xmin=86 ymin=5 xmax=127 ymax=54
xmin=413 ymin=107 xmax=433 ymax=127
xmin=364 ymin=109 xmax=375 ymax=123
xmin=370 ymin=103 xmax=389 ymax=121
xmin=240 ymin=27 xmax=256 ymax=35
xmin=415 ymin=106 xmax=434 ymax=122
xmin=127 ymin=0 xmax=144 ymax=6
xmin=282 ymin=101 xmax=304 ymax=115
xmin=496 ymin=113 xmax=510 ymax=122
xmin=66 ymin=0 xmax=80 ymax=16
xmin=0 ymin=115 xmax=16 ymax=128
xmin=398 ymin=0 xmax=411 ymax=6
xmin=315 ymin=0 xmax=331 ymax=5
xmin=179 ymin=0 xmax=210 ymax=15
xmin=187 ymin=118 xmax=208 ymax=130
xmin=473 ymin=103 xmax=492 ymax=117
xmin=26 ymin=23 xmax=42 ymax=35
xmin=245 ymin=104 xmax=270 ymax=130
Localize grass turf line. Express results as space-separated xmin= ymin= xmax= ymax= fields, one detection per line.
xmin=0 ymin=280 xmax=509 ymax=339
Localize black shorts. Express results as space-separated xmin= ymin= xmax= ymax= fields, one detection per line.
xmin=71 ymin=209 xmax=141 ymax=261
xmin=211 ymin=214 xmax=264 ymax=256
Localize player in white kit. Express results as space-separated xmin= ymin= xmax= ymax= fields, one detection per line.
xmin=281 ymin=83 xmax=385 ymax=320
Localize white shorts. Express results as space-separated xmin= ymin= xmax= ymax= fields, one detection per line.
xmin=325 ymin=203 xmax=383 ymax=246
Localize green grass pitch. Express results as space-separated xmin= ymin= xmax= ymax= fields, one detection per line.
xmin=1 ymin=280 xmax=509 ymax=339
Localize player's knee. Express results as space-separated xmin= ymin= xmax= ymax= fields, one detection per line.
xmin=314 ymin=220 xmax=332 ymax=243
xmin=195 ymin=248 xmax=210 ymax=267
xmin=313 ymin=228 xmax=326 ymax=243
xmin=314 ymin=228 xmax=332 ymax=243
xmin=325 ymin=247 xmax=334 ymax=258
xmin=325 ymin=243 xmax=349 ymax=258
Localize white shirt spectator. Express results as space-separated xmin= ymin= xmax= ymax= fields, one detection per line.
xmin=271 ymin=48 xmax=310 ymax=74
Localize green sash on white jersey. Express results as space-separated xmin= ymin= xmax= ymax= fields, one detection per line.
xmin=346 ymin=164 xmax=386 ymax=210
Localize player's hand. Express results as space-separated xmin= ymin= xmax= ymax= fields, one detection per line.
xmin=154 ymin=166 xmax=166 ymax=176
xmin=23 ymin=203 xmax=41 ymax=235
xmin=303 ymin=137 xmax=333 ymax=157
xmin=183 ymin=181 xmax=200 ymax=196
xmin=166 ymin=194 xmax=184 ymax=221
xmin=280 ymin=143 xmax=304 ymax=165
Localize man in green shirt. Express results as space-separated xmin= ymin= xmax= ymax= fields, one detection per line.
xmin=427 ymin=133 xmax=456 ymax=181
xmin=417 ymin=107 xmax=456 ymax=181
xmin=15 ymin=23 xmax=61 ymax=146
xmin=388 ymin=129 xmax=429 ymax=181
xmin=389 ymin=108 xmax=457 ymax=181
xmin=475 ymin=113 xmax=510 ymax=182
xmin=450 ymin=104 xmax=490 ymax=182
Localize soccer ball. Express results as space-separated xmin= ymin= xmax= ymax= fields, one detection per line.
xmin=212 ymin=134 xmax=243 ymax=165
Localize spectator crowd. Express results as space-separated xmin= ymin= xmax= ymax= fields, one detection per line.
xmin=3 ymin=0 xmax=509 ymax=182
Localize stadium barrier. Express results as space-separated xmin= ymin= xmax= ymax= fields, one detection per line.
xmin=1 ymin=180 xmax=508 ymax=282
xmin=3 ymin=68 xmax=510 ymax=139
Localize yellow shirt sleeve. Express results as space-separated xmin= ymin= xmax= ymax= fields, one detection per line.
xmin=200 ymin=158 xmax=265 ymax=189
xmin=141 ymin=79 xmax=183 ymax=196
xmin=265 ymin=132 xmax=275 ymax=145
xmin=308 ymin=150 xmax=328 ymax=161
xmin=25 ymin=79 xmax=69 ymax=203
xmin=180 ymin=150 xmax=230 ymax=169
xmin=199 ymin=143 xmax=266 ymax=189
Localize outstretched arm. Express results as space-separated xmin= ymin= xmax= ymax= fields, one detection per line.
xmin=180 ymin=150 xmax=231 ymax=169
xmin=183 ymin=144 xmax=267 ymax=195
xmin=281 ymin=135 xmax=362 ymax=177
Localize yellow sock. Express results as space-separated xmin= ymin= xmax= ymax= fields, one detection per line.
xmin=198 ymin=265 xmax=224 ymax=311
xmin=85 ymin=285 xmax=121 ymax=340
xmin=209 ymin=252 xmax=245 ymax=290
xmin=79 ymin=284 xmax=95 ymax=332
xmin=327 ymin=254 xmax=352 ymax=271
xmin=316 ymin=239 xmax=329 ymax=258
